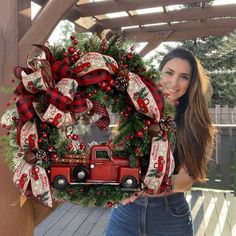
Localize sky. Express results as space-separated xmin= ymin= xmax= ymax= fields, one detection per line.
xmin=31 ymin=0 xmax=236 ymax=57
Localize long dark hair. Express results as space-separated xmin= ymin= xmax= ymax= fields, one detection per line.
xmin=159 ymin=48 xmax=216 ymax=181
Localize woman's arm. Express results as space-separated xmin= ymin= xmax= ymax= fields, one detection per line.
xmin=172 ymin=167 xmax=194 ymax=192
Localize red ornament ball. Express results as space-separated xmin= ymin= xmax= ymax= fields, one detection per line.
xmin=73 ymin=39 xmax=78 ymax=45
xmin=105 ymin=86 xmax=111 ymax=92
xmin=48 ymin=146 xmax=54 ymax=152
xmin=145 ymin=119 xmax=152 ymax=127
xmin=99 ymin=81 xmax=106 ymax=89
xmin=51 ymin=153 xmax=58 ymax=159
xmin=67 ymin=143 xmax=73 ymax=150
xmin=72 ymin=134 xmax=79 ymax=141
xmin=86 ymin=93 xmax=92 ymax=98
xmin=38 ymin=138 xmax=43 ymax=144
xmin=63 ymin=58 xmax=70 ymax=64
xmin=79 ymin=143 xmax=86 ymax=150
xmin=68 ymin=46 xmax=75 ymax=55
xmin=42 ymin=122 xmax=47 ymax=129
xmin=106 ymin=201 xmax=113 ymax=208
xmin=136 ymin=131 xmax=144 ymax=138
xmin=126 ymin=53 xmax=133 ymax=60
xmin=70 ymin=35 xmax=75 ymax=40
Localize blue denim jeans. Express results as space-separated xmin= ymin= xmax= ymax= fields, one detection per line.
xmin=105 ymin=193 xmax=193 ymax=236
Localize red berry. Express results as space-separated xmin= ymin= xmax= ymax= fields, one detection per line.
xmin=73 ymin=39 xmax=78 ymax=45
xmin=106 ymin=201 xmax=113 ymax=208
xmin=135 ymin=147 xmax=140 ymax=153
xmin=63 ymin=52 xmax=68 ymax=58
xmin=93 ymin=89 xmax=98 ymax=94
xmin=145 ymin=119 xmax=151 ymax=127
xmin=67 ymin=143 xmax=73 ymax=150
xmin=127 ymin=106 xmax=132 ymax=112
xmin=12 ymin=116 xmax=17 ymax=121
xmin=38 ymin=138 xmax=43 ymax=144
xmin=73 ymin=54 xmax=79 ymax=61
xmin=48 ymin=146 xmax=54 ymax=152
xmin=42 ymin=123 xmax=47 ymax=129
xmin=86 ymin=93 xmax=92 ymax=98
xmin=108 ymin=79 xmax=114 ymax=86
xmin=70 ymin=35 xmax=75 ymax=40
xmin=77 ymin=50 xmax=81 ymax=55
xmin=105 ymin=86 xmax=111 ymax=92
xmin=51 ymin=153 xmax=57 ymax=159
xmin=99 ymin=81 xmax=106 ymax=89
xmin=79 ymin=143 xmax=86 ymax=150
xmin=124 ymin=113 xmax=129 ymax=118
xmin=63 ymin=58 xmax=70 ymax=64
xmin=42 ymin=132 xmax=48 ymax=138
xmin=72 ymin=134 xmax=79 ymax=141
xmin=136 ymin=131 xmax=143 ymax=138
xmin=126 ymin=53 xmax=133 ymax=60
xmin=153 ymin=119 xmax=158 ymax=124
xmin=68 ymin=46 xmax=75 ymax=55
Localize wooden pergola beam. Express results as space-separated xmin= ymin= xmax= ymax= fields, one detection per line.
xmin=139 ymin=31 xmax=173 ymax=56
xmin=74 ymin=0 xmax=209 ymax=17
xmin=125 ymin=27 xmax=234 ymax=43
xmin=96 ymin=4 xmax=236 ymax=29
xmin=19 ymin=0 xmax=78 ymax=65
xmin=123 ymin=18 xmax=236 ymax=37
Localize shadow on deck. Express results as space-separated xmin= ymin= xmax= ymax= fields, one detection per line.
xmin=35 ymin=188 xmax=236 ymax=236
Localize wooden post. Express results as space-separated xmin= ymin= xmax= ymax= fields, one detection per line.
xmin=0 ymin=0 xmax=19 ymax=87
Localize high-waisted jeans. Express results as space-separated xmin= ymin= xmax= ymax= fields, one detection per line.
xmin=105 ymin=192 xmax=193 ymax=236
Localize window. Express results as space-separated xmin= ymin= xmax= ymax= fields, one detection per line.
xmin=95 ymin=150 xmax=110 ymax=159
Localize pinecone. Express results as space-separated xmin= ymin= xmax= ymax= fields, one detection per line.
xmin=36 ymin=150 xmax=47 ymax=160
xmin=114 ymin=76 xmax=129 ymax=91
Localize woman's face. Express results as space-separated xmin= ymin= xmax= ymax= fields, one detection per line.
xmin=160 ymin=58 xmax=192 ymax=105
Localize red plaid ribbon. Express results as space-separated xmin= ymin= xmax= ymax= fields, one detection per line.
xmin=51 ymin=61 xmax=77 ymax=82
xmin=76 ymin=70 xmax=112 ymax=86
xmin=91 ymin=101 xmax=110 ymax=130
xmin=46 ymin=88 xmax=88 ymax=114
xmin=16 ymin=96 xmax=36 ymax=122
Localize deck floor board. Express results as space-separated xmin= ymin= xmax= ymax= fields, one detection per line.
xmin=35 ymin=189 xmax=236 ymax=236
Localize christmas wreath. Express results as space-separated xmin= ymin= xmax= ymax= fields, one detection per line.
xmin=1 ymin=35 xmax=176 ymax=207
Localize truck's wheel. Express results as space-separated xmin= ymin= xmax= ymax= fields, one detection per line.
xmin=53 ymin=175 xmax=69 ymax=189
xmin=121 ymin=176 xmax=138 ymax=188
xmin=73 ymin=167 xmax=89 ymax=182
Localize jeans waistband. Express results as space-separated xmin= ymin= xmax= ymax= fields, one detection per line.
xmin=134 ymin=192 xmax=185 ymax=207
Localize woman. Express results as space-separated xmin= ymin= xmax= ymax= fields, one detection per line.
xmin=105 ymin=48 xmax=216 ymax=236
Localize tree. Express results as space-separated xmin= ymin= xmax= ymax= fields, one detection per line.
xmin=181 ymin=33 xmax=236 ymax=107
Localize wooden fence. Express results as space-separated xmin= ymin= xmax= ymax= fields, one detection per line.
xmin=210 ymin=105 xmax=236 ymax=124
xmin=195 ymin=125 xmax=236 ymax=195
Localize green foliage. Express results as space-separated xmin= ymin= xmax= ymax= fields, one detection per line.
xmin=53 ymin=185 xmax=133 ymax=207
xmin=0 ymin=136 xmax=18 ymax=169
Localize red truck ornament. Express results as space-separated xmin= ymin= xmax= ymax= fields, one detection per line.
xmin=50 ymin=144 xmax=141 ymax=190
